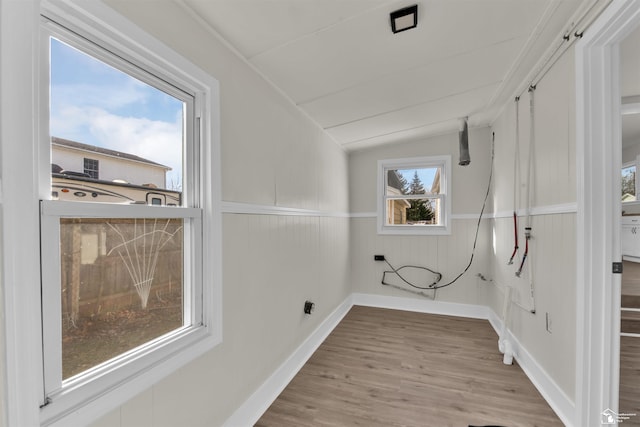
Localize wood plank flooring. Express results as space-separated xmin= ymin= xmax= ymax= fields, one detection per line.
xmin=256 ymin=306 xmax=562 ymax=427
xmin=620 ymin=336 xmax=640 ymax=425
xmin=621 ymin=262 xmax=640 ymax=425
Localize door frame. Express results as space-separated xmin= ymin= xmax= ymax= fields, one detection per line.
xmin=575 ymin=0 xmax=640 ymax=424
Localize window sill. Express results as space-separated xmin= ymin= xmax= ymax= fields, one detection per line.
xmin=41 ymin=326 xmax=220 ymax=427
xmin=378 ymin=225 xmax=451 ymax=236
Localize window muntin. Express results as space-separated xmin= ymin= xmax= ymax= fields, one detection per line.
xmin=38 ymin=14 xmax=218 ymax=425
xmin=82 ymin=158 xmax=99 ymax=179
xmin=378 ymin=156 xmax=451 ymax=235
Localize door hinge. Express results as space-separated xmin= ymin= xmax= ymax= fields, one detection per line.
xmin=613 ymin=262 xmax=623 ymax=274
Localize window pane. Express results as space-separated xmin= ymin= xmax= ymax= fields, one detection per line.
xmin=386 ymin=198 xmax=440 ymax=226
xmin=83 ymin=158 xmax=99 ymax=179
xmin=386 ymin=167 xmax=440 ymax=196
xmin=50 ymin=37 xmax=185 ymax=205
xmin=60 ymin=218 xmax=184 ymax=380
xmin=623 ymin=165 xmax=636 ymax=201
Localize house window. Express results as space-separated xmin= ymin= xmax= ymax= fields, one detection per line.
xmin=38 ymin=11 xmax=221 ymax=426
xmin=83 ymin=158 xmax=99 ymax=179
xmin=378 ymin=156 xmax=451 ymax=235
xmin=622 ymin=162 xmax=637 ymax=202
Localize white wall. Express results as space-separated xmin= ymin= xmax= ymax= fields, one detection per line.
xmin=0 ymin=0 xmax=584 ymax=425
xmin=488 ymin=50 xmax=577 ymax=401
xmin=0 ymin=1 xmax=42 ymax=426
xmin=349 ymin=128 xmax=494 ymax=305
xmin=86 ymin=2 xmax=350 ymax=427
xmin=622 ymin=142 xmax=640 ymax=164
xmin=0 ymin=0 xmax=350 ymax=426
xmin=0 ymin=1 xmax=7 ymax=427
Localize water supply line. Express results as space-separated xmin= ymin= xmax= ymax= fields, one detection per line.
xmin=517 ymin=87 xmax=536 ymax=313
xmin=499 ymin=285 xmax=514 ymax=365
xmin=377 ymin=133 xmax=495 ymax=296
xmin=508 ymin=97 xmax=520 ymax=266
xmin=516 ymin=88 xmax=534 ymax=277
xmin=505 ymin=92 xmax=536 ymax=314
xmin=512 ymin=0 xmax=611 ymax=101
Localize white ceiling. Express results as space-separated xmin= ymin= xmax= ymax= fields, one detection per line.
xmin=180 ymin=0 xmax=589 ymax=151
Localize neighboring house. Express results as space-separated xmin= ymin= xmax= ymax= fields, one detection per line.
xmin=51 ymin=137 xmax=180 ymax=205
xmin=51 ymin=136 xmax=170 ymax=188
xmin=386 ymin=170 xmax=410 ymax=225
xmin=430 ymin=168 xmax=441 ymax=223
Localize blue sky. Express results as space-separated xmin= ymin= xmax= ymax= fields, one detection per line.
xmin=397 ymin=168 xmax=437 ymax=193
xmin=50 ymin=38 xmax=184 ymax=189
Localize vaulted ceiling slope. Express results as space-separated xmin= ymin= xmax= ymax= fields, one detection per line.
xmin=180 ymin=0 xmax=590 ymax=151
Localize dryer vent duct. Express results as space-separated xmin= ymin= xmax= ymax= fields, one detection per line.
xmin=459 ymin=117 xmax=470 ymax=166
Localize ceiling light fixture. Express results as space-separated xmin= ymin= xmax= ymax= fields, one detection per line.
xmin=390 ymin=5 xmax=418 ymax=34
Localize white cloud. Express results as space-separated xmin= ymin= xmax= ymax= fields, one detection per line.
xmin=51 ymin=105 xmax=183 ymax=188
xmin=52 ymin=80 xmax=148 ymax=111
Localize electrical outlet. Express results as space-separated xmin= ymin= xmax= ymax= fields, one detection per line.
xmin=545 ymin=312 xmax=552 ymax=333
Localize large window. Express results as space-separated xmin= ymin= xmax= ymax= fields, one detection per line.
xmin=37 ymin=10 xmax=221 ymax=426
xmin=378 ymin=156 xmax=451 ymax=235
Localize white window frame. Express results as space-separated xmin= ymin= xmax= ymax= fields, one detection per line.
xmin=622 ymin=156 xmax=640 ymax=204
xmin=377 ymin=156 xmax=452 ymax=235
xmin=33 ymin=2 xmax=222 ymax=426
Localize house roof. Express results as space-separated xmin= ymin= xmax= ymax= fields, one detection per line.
xmin=51 ymin=137 xmax=171 ymax=170
xmin=387 ymin=170 xmax=405 ymax=192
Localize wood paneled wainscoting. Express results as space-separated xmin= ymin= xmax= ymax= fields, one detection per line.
xmin=257 ymin=306 xmax=561 ymax=427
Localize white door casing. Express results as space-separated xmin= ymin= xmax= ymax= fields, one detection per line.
xmin=575 ymin=0 xmax=640 ymax=425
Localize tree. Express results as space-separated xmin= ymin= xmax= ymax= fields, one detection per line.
xmin=406 ymin=171 xmax=434 ymax=222
xmin=398 ymin=173 xmax=409 ymax=195
xmin=409 ymin=170 xmax=425 ymax=195
xmin=622 ymin=168 xmax=636 ymax=200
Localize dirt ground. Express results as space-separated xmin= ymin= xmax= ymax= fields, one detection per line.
xmin=62 ymin=290 xmax=182 ymax=379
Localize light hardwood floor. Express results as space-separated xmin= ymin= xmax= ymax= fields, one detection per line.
xmin=256 ymin=306 xmax=562 ymax=427
xmin=621 ymin=262 xmax=640 ymax=425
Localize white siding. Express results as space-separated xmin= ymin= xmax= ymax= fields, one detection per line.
xmin=349 ymin=127 xmax=494 ymax=305
xmin=52 ymin=145 xmax=167 ymax=188
xmin=0 ymin=1 xmax=42 ymax=426
xmin=90 ymin=1 xmax=351 ymax=426
xmin=488 ymin=50 xmax=576 ymax=400
xmin=0 ymin=0 xmax=586 ymax=425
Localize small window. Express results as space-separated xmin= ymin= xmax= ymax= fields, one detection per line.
xmin=83 ymin=158 xmax=99 ymax=179
xmin=378 ymin=156 xmax=451 ymax=235
xmin=622 ymin=163 xmax=637 ymax=202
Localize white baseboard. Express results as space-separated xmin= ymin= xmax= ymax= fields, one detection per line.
xmin=351 ymin=292 xmax=490 ymax=319
xmin=222 ymin=296 xmax=353 ymax=427
xmin=224 ymin=293 xmax=575 ymax=427
xmin=487 ymin=310 xmax=575 ymax=427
